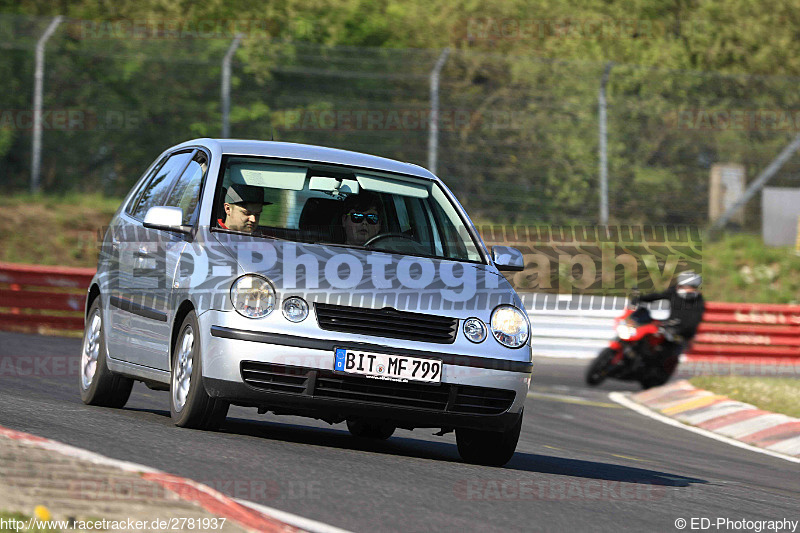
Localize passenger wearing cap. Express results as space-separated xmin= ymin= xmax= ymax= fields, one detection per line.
xmin=219 ymin=182 xmax=271 ymax=233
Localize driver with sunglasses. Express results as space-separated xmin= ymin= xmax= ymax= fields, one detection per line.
xmin=341 ymin=192 xmax=382 ymax=245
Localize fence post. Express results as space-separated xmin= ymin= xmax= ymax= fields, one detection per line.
xmin=221 ymin=33 xmax=244 ymax=138
xmin=598 ymin=62 xmax=613 ymax=226
xmin=795 ymin=216 xmax=800 ymax=256
xmin=428 ymin=48 xmax=450 ymax=175
xmin=31 ymin=16 xmax=63 ymax=194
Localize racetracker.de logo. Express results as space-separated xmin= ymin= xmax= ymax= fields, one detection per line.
xmin=69 ymin=477 xmax=321 ymax=502
xmin=0 ymin=109 xmax=139 ymax=131
xmin=665 ymin=109 xmax=800 ymax=131
xmin=461 ymin=17 xmax=668 ymax=41
xmin=453 ymin=479 xmax=677 ymax=501
xmin=66 ymin=18 xmax=272 ymax=40
xmin=279 ymin=109 xmax=477 ymax=132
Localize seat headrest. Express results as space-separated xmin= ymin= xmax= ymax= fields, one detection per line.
xmin=298 ymin=197 xmax=345 ymax=242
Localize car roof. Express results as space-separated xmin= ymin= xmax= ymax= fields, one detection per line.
xmin=172 ymin=138 xmax=438 ymax=181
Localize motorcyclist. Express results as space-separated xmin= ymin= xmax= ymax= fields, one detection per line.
xmin=634 ymin=270 xmax=705 ymax=378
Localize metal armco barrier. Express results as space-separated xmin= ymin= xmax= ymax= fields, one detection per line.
xmin=526 ymin=295 xmax=800 ymax=361
xmin=525 ymin=294 xmax=669 ymax=359
xmin=0 ymin=262 xmax=94 ymax=332
xmin=1 ymin=261 xmax=798 ymax=363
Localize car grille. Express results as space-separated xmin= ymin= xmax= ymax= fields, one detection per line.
xmin=240 ymin=361 xmax=515 ymax=415
xmin=315 ymin=373 xmax=450 ymax=410
xmin=452 ymin=386 xmax=516 ymax=415
xmin=240 ymin=362 xmax=309 ymax=395
xmin=314 ymin=303 xmax=458 ymax=344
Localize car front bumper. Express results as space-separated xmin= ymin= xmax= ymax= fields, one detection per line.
xmin=198 ymin=311 xmax=531 ymax=431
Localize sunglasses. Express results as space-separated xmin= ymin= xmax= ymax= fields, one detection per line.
xmin=348 ymin=212 xmax=379 ymax=225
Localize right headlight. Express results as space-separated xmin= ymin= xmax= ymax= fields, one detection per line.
xmin=490 ymin=305 xmax=530 ymax=348
xmin=230 ymin=275 xmax=276 ymax=319
xmin=282 ymin=296 xmax=309 ymax=322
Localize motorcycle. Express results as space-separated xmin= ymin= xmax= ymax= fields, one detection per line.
xmin=585 ymin=296 xmax=680 ymax=389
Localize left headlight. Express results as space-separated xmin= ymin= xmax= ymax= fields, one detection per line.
xmin=490 ymin=305 xmax=530 ymax=348
xmin=230 ymin=275 xmax=276 ymax=319
xmin=616 ymin=324 xmax=634 ymax=340
xmin=463 ymin=318 xmax=487 ymax=343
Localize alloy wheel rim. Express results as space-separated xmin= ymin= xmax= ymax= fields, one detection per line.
xmin=81 ymin=311 xmax=102 ymax=390
xmin=172 ymin=325 xmax=194 ymax=412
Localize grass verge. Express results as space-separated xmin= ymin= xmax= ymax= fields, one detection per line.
xmin=689 ymin=376 xmax=800 ymax=418
xmin=0 ymin=511 xmax=60 ymax=532
xmin=0 ymin=193 xmax=121 ymax=268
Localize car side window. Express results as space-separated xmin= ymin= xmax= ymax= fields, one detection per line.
xmin=125 ymin=156 xmax=167 ymax=218
xmin=129 ymin=151 xmax=193 ymax=220
xmin=164 ymin=152 xmax=208 ymax=225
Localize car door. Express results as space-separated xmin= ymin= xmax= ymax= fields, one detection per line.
xmin=109 ymin=150 xmax=194 ymax=369
xmin=104 ymin=154 xmax=167 ymax=362
xmin=140 ymin=150 xmax=210 ymax=371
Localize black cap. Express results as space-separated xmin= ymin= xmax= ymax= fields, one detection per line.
xmin=224 ymin=182 xmax=272 ymax=205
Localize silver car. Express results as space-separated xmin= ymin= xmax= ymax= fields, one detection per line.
xmin=80 ymin=139 xmax=532 ymax=466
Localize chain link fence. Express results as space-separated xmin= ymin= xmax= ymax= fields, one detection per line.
xmin=3 ymin=14 xmax=800 ymax=231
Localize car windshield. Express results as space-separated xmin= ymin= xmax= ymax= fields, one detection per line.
xmin=214 ymin=156 xmax=483 ymax=262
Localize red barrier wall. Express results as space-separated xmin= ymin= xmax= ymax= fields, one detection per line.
xmin=688 ymin=301 xmax=800 ymax=361
xmin=0 ymin=262 xmax=95 ymax=332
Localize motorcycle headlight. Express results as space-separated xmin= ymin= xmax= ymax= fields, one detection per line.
xmin=463 ymin=318 xmax=487 ymax=343
xmin=490 ymin=305 xmax=530 ymax=348
xmin=282 ymin=296 xmax=309 ymax=323
xmin=230 ymin=275 xmax=276 ymax=319
xmin=616 ymin=324 xmax=633 ymax=340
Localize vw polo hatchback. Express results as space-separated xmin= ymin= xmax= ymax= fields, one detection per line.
xmin=80 ymin=138 xmax=532 ymax=466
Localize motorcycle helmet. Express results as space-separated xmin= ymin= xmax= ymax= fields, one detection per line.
xmin=676 ymin=270 xmax=702 ymax=299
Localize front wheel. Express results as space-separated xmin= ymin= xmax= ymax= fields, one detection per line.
xmin=170 ymin=311 xmax=229 ymax=430
xmin=585 ymin=347 xmax=616 ymax=386
xmin=456 ymin=410 xmax=523 ymax=467
xmin=79 ymin=297 xmax=134 ymax=407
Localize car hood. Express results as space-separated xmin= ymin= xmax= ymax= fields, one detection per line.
xmin=210 ymin=232 xmax=522 ymax=321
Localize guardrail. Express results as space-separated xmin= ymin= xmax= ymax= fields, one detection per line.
xmin=1 ymin=262 xmax=798 ymax=363
xmin=0 ymin=262 xmax=94 ymax=333
xmin=527 ymin=296 xmax=800 ymax=362
xmin=525 ymin=294 xmax=669 ymax=359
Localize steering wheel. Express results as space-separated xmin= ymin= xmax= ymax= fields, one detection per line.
xmin=364 ymin=233 xmax=417 ymax=248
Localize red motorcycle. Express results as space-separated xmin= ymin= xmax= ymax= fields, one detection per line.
xmin=585 ymin=299 xmax=679 ymax=389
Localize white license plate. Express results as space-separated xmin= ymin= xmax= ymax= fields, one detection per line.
xmin=334 ymin=348 xmax=442 ymax=383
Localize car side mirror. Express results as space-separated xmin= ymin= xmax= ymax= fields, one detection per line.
xmin=492 ymin=246 xmax=525 ymax=272
xmin=143 ymin=206 xmax=191 ymax=234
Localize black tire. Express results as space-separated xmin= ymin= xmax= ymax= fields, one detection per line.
xmin=456 ymin=410 xmax=523 ymax=467
xmin=640 ymin=353 xmax=679 ymax=389
xmin=346 ymin=419 xmax=396 ymax=440
xmin=170 ymin=311 xmax=229 ymax=430
xmin=79 ymin=297 xmax=134 ymax=408
xmin=640 ymin=373 xmax=665 ymax=389
xmin=585 ymin=348 xmax=615 ymax=386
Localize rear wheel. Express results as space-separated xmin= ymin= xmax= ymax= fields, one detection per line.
xmin=79 ymin=297 xmax=134 ymax=407
xmin=170 ymin=311 xmax=229 ymax=430
xmin=346 ymin=419 xmax=395 ymax=440
xmin=585 ymin=348 xmax=615 ymax=386
xmin=456 ymin=410 xmax=523 ymax=467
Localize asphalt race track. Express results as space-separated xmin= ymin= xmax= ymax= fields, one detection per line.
xmin=0 ymin=331 xmax=797 ymax=532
